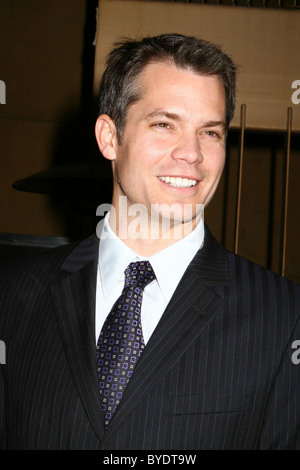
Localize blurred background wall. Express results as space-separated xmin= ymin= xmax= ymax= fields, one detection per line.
xmin=0 ymin=0 xmax=299 ymax=283
xmin=0 ymin=0 xmax=101 ymax=241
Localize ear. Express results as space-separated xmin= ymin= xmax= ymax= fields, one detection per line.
xmin=95 ymin=114 xmax=118 ymax=161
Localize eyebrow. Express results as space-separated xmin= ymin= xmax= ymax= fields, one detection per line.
xmin=143 ymin=109 xmax=183 ymax=122
xmin=202 ymin=120 xmax=227 ymax=130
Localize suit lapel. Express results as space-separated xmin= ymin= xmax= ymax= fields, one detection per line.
xmin=103 ymin=226 xmax=230 ymax=439
xmin=51 ymin=226 xmax=230 ymax=442
xmin=51 ymin=235 xmax=106 ymax=441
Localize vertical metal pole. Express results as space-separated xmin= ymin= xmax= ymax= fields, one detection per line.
xmin=234 ymin=104 xmax=246 ymax=255
xmin=279 ymin=107 xmax=293 ymax=277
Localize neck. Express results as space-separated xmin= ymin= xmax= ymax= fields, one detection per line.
xmin=108 ymin=204 xmax=200 ymax=257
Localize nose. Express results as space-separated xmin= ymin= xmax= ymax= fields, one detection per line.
xmin=171 ymin=132 xmax=203 ymax=164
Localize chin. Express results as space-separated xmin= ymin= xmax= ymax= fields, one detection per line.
xmin=158 ymin=204 xmax=202 ymax=224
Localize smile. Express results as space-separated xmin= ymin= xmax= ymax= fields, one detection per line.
xmin=158 ymin=176 xmax=197 ymax=188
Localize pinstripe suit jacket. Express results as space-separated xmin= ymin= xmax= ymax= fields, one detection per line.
xmin=0 ymin=226 xmax=300 ymax=450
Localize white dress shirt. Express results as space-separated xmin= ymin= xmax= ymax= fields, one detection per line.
xmin=95 ymin=212 xmax=204 ymax=344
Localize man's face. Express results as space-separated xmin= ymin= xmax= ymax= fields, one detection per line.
xmin=110 ymin=61 xmax=227 ymax=228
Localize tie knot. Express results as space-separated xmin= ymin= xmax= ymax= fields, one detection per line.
xmin=125 ymin=261 xmax=156 ymax=290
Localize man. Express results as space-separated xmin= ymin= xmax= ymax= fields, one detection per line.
xmin=0 ymin=34 xmax=299 ymax=450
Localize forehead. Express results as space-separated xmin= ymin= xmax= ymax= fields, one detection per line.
xmin=131 ymin=61 xmax=226 ymax=119
xmin=141 ymin=59 xmax=222 ymax=87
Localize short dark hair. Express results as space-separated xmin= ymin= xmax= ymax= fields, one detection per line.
xmin=98 ymin=33 xmax=237 ymax=141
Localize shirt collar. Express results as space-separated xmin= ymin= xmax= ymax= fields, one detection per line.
xmin=98 ymin=212 xmax=204 ymax=302
xmin=149 ymin=218 xmax=204 ymax=301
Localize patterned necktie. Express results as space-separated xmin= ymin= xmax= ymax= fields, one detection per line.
xmin=96 ymin=260 xmax=156 ymax=428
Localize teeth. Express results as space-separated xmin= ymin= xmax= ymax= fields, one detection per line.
xmin=158 ymin=176 xmax=197 ymax=188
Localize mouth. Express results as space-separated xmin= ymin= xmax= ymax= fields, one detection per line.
xmin=158 ymin=176 xmax=198 ymax=188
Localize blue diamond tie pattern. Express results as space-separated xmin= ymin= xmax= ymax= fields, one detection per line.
xmin=96 ymin=261 xmax=156 ymax=428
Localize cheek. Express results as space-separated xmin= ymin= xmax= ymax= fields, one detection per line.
xmin=136 ymin=129 xmax=173 ymax=157
xmin=116 ymin=145 xmax=149 ymax=191
xmin=211 ymin=149 xmax=226 ymax=174
xmin=120 ymin=138 xmax=168 ymax=177
xmin=202 ymin=153 xmax=225 ymax=194
xmin=216 ymin=158 xmax=226 ymax=178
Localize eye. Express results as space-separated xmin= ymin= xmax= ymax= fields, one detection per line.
xmin=153 ymin=122 xmax=171 ymax=129
xmin=203 ymin=130 xmax=219 ymax=137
